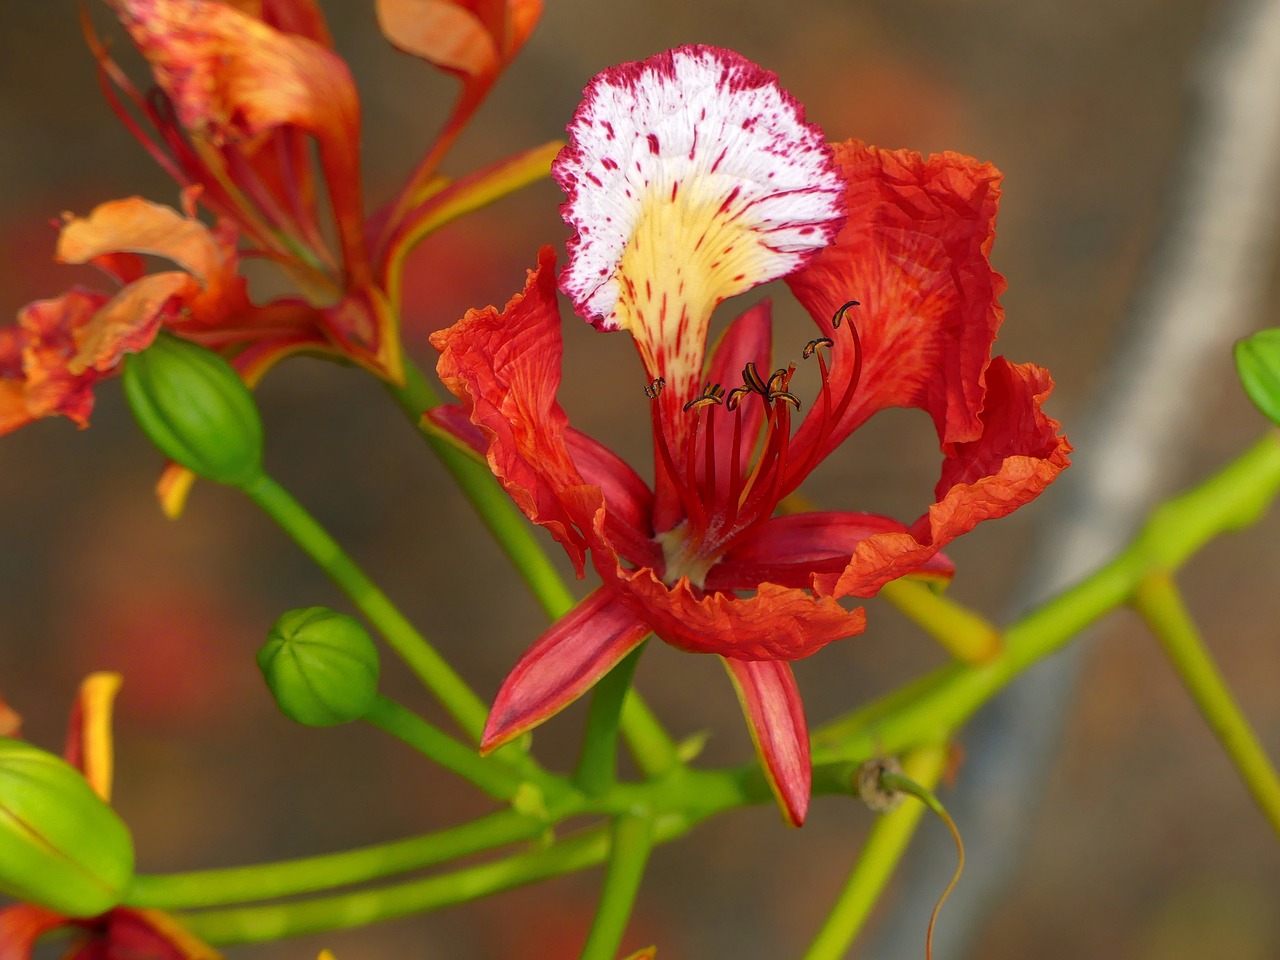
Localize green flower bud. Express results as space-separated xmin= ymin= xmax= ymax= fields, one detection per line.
xmin=0 ymin=739 xmax=134 ymax=917
xmin=122 ymin=332 xmax=264 ymax=487
xmin=258 ymin=607 xmax=381 ymax=726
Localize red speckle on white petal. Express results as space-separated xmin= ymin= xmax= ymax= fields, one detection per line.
xmin=554 ymin=45 xmax=844 ymax=330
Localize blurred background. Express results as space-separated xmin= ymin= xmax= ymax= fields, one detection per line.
xmin=3 ymin=1 xmax=1280 ymax=957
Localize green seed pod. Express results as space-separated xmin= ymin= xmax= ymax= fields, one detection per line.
xmin=0 ymin=738 xmax=134 ymax=917
xmin=258 ymin=607 xmax=381 ymax=726
xmin=122 ymin=332 xmax=264 ymax=487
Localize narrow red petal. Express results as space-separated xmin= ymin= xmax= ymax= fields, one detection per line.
xmin=722 ymin=658 xmax=810 ymax=826
xmin=482 ymin=589 xmax=650 ymax=752
xmin=786 ymin=141 xmax=1005 ymax=460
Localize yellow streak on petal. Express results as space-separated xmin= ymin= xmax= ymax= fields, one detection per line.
xmin=614 ymin=185 xmax=777 ymax=399
xmin=77 ymin=672 xmax=123 ymax=803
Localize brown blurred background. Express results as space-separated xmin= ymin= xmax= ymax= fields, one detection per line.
xmin=3 ymin=1 xmax=1280 ymax=958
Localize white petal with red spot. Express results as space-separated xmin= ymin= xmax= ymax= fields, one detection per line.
xmin=555 ymin=45 xmax=844 ymax=338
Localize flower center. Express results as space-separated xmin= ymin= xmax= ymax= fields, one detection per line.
xmin=652 ymin=301 xmax=863 ymax=588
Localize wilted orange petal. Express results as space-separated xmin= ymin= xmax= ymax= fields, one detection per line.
xmin=57 ymin=198 xmax=225 ymax=287
xmin=68 ymin=271 xmax=193 ymax=375
xmin=377 ymin=0 xmax=501 ymax=80
xmin=18 ymin=289 xmax=112 ymax=427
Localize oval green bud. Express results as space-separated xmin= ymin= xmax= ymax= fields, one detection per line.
xmin=0 ymin=739 xmax=134 ymax=917
xmin=122 ymin=332 xmax=264 ymax=487
xmin=258 ymin=607 xmax=381 ymax=726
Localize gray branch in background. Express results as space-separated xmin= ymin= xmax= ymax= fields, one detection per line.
xmin=865 ymin=0 xmax=1280 ymax=957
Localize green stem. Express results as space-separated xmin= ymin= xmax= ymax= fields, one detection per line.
xmin=579 ymin=815 xmax=654 ymax=960
xmin=179 ymin=817 xmax=690 ymax=946
xmin=387 ymin=361 xmax=577 ymax=619
xmin=813 ymin=432 xmax=1280 ymax=764
xmin=386 ymin=358 xmax=680 ymax=774
xmin=1132 ymin=572 xmax=1280 ymax=836
xmin=878 ymin=577 xmax=1002 ymax=664
xmin=363 ymin=695 xmax=524 ymax=801
xmin=575 ymin=644 xmax=646 ymax=794
xmin=243 ymin=473 xmax=488 ymax=741
xmin=123 ymin=810 xmax=546 ymax=910
xmin=800 ymin=745 xmax=948 ymax=960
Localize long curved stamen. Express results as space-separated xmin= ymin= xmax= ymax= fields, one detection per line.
xmin=784 ymin=301 xmax=863 ymax=491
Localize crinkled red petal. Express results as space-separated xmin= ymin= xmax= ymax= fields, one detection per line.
xmin=722 ymin=658 xmax=810 ymax=826
xmin=481 ymin=587 xmax=650 ymax=752
xmin=708 ymin=511 xmax=954 ymax=592
xmin=820 ymin=357 xmax=1071 ymax=598
xmin=786 ymin=141 xmax=1005 ymax=461
xmin=431 ymin=247 xmax=597 ymax=573
xmin=610 ymin=565 xmax=865 ymax=661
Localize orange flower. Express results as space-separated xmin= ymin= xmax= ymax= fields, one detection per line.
xmin=373 ymin=0 xmax=544 ymax=259
xmin=0 ymin=196 xmax=322 ymax=437
xmin=89 ymin=0 xmax=400 ymax=379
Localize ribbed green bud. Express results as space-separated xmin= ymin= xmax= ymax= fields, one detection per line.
xmin=0 ymin=739 xmax=134 ymax=917
xmin=122 ymin=332 xmax=264 ymax=487
xmin=258 ymin=607 xmax=381 ymax=726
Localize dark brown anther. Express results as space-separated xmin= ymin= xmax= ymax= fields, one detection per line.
xmin=770 ymin=390 xmax=801 ymax=409
xmin=832 ymin=300 xmax=860 ymax=329
xmin=726 ymin=385 xmax=753 ymax=411
xmin=684 ymin=382 xmax=726 ymax=412
xmin=643 ymin=377 xmax=666 ymax=399
xmin=741 ymin=362 xmax=769 ymax=397
xmin=803 ymin=336 xmax=834 ymax=359
xmin=764 ymin=367 xmax=791 ymax=395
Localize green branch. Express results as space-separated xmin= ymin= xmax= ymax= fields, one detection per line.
xmin=578 ymin=815 xmax=654 ymax=960
xmin=1132 ymin=571 xmax=1280 ymax=835
xmin=800 ymin=746 xmax=948 ymax=960
xmin=243 ymin=473 xmax=488 ymax=741
xmin=177 ymin=817 xmax=691 ymax=945
xmin=123 ymin=810 xmax=546 ymax=910
xmin=814 ymin=432 xmax=1280 ymax=763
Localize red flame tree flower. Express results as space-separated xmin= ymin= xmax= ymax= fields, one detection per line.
xmin=445 ymin=45 xmax=1071 ymax=825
